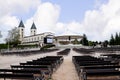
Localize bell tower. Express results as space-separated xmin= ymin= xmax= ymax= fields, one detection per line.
xmin=18 ymin=20 xmax=25 ymax=42
xmin=31 ymin=22 xmax=37 ymax=36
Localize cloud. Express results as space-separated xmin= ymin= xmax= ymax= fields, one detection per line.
xmin=25 ymin=2 xmax=60 ymax=35
xmin=0 ymin=0 xmax=40 ymax=43
xmin=0 ymin=0 xmax=40 ymax=16
xmin=58 ymin=0 xmax=120 ymax=41
xmin=0 ymin=15 xmax=19 ymax=42
xmin=82 ymin=0 xmax=120 ymax=41
xmin=1 ymin=0 xmax=120 ymax=43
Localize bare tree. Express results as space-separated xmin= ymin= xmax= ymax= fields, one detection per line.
xmin=5 ymin=27 xmax=20 ymax=47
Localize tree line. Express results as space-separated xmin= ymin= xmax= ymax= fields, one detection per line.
xmin=80 ymin=34 xmax=99 ymax=46
xmin=109 ymin=32 xmax=120 ymax=45
xmin=81 ymin=32 xmax=120 ymax=47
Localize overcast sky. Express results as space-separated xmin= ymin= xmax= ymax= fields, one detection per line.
xmin=0 ymin=0 xmax=120 ymax=43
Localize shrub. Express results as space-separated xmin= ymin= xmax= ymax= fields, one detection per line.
xmin=0 ymin=44 xmax=8 ymax=49
xmin=40 ymin=44 xmax=55 ymax=50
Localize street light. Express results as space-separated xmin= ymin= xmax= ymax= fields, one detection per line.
xmin=7 ymin=30 xmax=11 ymax=52
xmin=6 ymin=38 xmax=10 ymax=52
xmin=8 ymin=40 xmax=9 ymax=52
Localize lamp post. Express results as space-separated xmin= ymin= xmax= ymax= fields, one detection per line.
xmin=7 ymin=30 xmax=10 ymax=52
xmin=8 ymin=40 xmax=9 ymax=52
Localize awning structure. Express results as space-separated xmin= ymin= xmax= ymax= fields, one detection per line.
xmin=55 ymin=30 xmax=83 ymax=39
xmin=55 ymin=35 xmax=83 ymax=39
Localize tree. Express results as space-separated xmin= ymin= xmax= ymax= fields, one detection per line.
xmin=118 ymin=32 xmax=120 ymax=45
xmin=5 ymin=27 xmax=20 ymax=47
xmin=81 ymin=34 xmax=89 ymax=46
xmin=88 ymin=41 xmax=94 ymax=46
xmin=99 ymin=41 xmax=102 ymax=44
xmin=109 ymin=34 xmax=115 ymax=45
xmin=103 ymin=40 xmax=109 ymax=47
xmin=115 ymin=32 xmax=119 ymax=45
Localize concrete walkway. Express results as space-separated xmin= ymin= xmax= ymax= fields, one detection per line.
xmin=52 ymin=49 xmax=80 ymax=80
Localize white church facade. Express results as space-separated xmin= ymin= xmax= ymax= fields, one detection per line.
xmin=18 ymin=20 xmax=54 ymax=47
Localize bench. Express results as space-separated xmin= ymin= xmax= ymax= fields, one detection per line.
xmin=0 ymin=69 xmax=43 ymax=80
xmin=80 ymin=70 xmax=120 ymax=80
xmin=72 ymin=56 xmax=120 ymax=80
xmin=0 ymin=56 xmax=64 ymax=80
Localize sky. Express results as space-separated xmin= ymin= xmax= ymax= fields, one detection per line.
xmin=0 ymin=0 xmax=120 ymax=43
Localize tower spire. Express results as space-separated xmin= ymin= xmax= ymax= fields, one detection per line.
xmin=18 ymin=20 xmax=25 ymax=27
xmin=31 ymin=22 xmax=36 ymax=29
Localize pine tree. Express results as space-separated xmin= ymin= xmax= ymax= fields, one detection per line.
xmin=109 ymin=34 xmax=115 ymax=45
xmin=115 ymin=32 xmax=119 ymax=45
xmin=81 ymin=34 xmax=89 ymax=46
xmin=118 ymin=32 xmax=120 ymax=45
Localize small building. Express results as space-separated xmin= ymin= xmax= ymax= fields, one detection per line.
xmin=54 ymin=31 xmax=83 ymax=46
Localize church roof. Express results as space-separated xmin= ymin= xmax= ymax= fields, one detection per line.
xmin=31 ymin=22 xmax=36 ymax=29
xmin=18 ymin=20 xmax=25 ymax=27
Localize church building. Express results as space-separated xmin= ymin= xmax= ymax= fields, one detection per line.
xmin=18 ymin=20 xmax=54 ymax=47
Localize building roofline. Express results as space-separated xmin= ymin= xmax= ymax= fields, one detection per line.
xmin=24 ymin=32 xmax=54 ymax=38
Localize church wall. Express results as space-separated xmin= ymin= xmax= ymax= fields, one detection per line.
xmin=22 ymin=34 xmax=43 ymax=45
